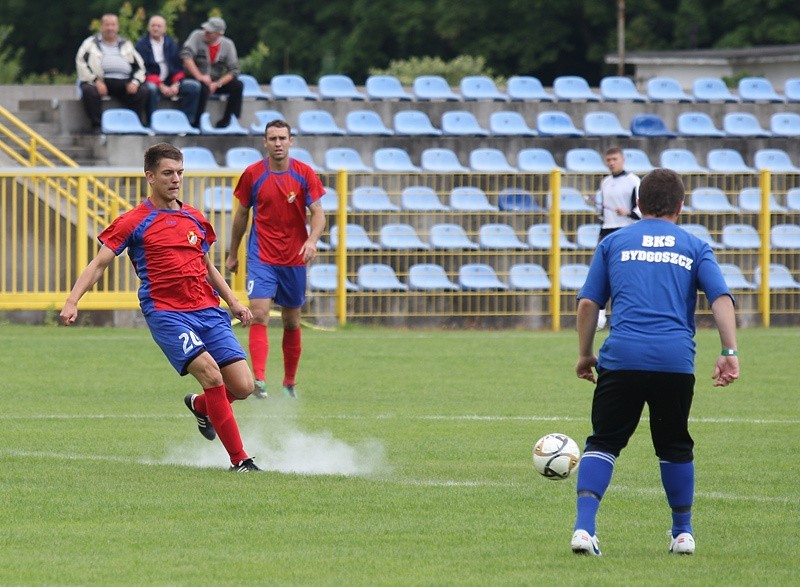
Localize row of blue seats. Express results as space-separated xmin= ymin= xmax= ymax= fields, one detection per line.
xmin=310 ymin=261 xmax=800 ymax=293
xmin=317 ymin=221 xmax=800 ymax=252
xmin=242 ymin=73 xmax=800 ymax=104
xmin=183 ymin=145 xmax=800 ymax=175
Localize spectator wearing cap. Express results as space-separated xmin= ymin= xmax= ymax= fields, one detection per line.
xmin=75 ymin=13 xmax=148 ymax=131
xmin=135 ymin=15 xmax=202 ymax=127
xmin=180 ymin=16 xmax=243 ymax=128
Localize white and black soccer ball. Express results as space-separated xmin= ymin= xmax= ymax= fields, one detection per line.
xmin=532 ymin=433 xmax=581 ymax=480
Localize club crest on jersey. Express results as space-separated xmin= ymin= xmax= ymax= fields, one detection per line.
xmin=187 ymin=230 xmax=199 ymax=246
xmin=287 ymin=191 xmax=296 ymax=203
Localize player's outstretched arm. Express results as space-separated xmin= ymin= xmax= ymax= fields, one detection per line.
xmin=225 ymin=204 xmax=250 ymax=274
xmin=299 ymin=201 xmax=326 ymax=263
xmin=60 ymin=246 xmax=116 ymax=325
xmin=575 ymin=298 xmax=600 ymax=383
xmin=204 ymin=255 xmax=252 ymax=327
xmin=710 ymin=294 xmax=739 ymax=387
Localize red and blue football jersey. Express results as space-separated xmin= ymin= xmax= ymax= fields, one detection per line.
xmin=98 ymin=199 xmax=220 ymax=314
xmin=233 ymin=158 xmax=324 ymax=266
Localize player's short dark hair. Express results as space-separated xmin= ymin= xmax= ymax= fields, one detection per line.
xmin=265 ymin=118 xmax=292 ymax=137
xmin=144 ymin=142 xmax=183 ymax=173
xmin=604 ymin=146 xmax=623 ymax=158
xmin=638 ymin=168 xmax=685 ymax=217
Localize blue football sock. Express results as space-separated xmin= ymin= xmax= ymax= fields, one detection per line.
xmin=660 ymin=460 xmax=694 ymax=536
xmin=573 ymin=451 xmax=616 ymax=535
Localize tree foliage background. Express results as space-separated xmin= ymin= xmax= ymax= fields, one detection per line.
xmin=1 ymin=0 xmax=799 ymax=84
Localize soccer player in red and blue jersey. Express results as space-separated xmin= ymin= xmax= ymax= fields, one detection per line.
xmin=226 ymin=119 xmax=325 ymax=399
xmin=60 ymin=142 xmax=261 ymax=472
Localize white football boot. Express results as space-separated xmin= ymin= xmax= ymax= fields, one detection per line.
xmin=669 ymin=531 xmax=695 ymax=555
xmin=571 ymin=529 xmax=601 ymax=556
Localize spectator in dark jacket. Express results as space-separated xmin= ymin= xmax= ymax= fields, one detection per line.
xmin=135 ymin=15 xmax=202 ymax=127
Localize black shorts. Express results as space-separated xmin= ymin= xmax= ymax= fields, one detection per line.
xmin=585 ymin=369 xmax=695 ymax=462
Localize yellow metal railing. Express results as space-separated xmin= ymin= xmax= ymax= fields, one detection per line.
xmin=2 ymin=167 xmax=799 ymax=328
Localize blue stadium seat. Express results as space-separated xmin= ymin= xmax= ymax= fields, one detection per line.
xmin=719 ymin=263 xmax=757 ymax=290
xmin=723 ymin=112 xmax=771 ymax=137
xmin=150 ymin=109 xmax=200 ymax=135
xmin=770 ymin=224 xmax=800 ymax=249
xmin=181 ymin=146 xmax=219 ymax=169
xmin=297 ymin=110 xmax=346 ymax=135
xmin=318 ymin=74 xmax=366 ymax=100
xmin=517 ymin=148 xmax=564 ymax=172
xmin=413 ymin=75 xmax=460 ymax=101
xmin=448 ymin=187 xmax=498 ymax=212
xmin=469 ymin=148 xmax=516 ymax=172
xmin=351 ymin=185 xmax=398 ymax=211
xmin=101 ymin=108 xmax=153 ymax=135
xmin=754 ymin=264 xmax=800 ymax=289
xmin=400 ymin=186 xmax=449 ymax=211
xmin=677 ymin=112 xmax=725 ymax=137
xmin=599 ymin=76 xmax=647 ymax=102
xmin=460 ymin=75 xmax=508 ymax=101
xmin=551 ymin=186 xmax=596 ymax=212
xmin=508 ymin=264 xmax=552 ymax=290
xmin=329 ymin=224 xmax=380 ymax=250
xmin=646 ymin=77 xmax=692 ymax=102
xmin=785 ymin=78 xmax=800 ymax=103
xmin=680 ymin=223 xmax=722 ymax=249
xmin=738 ymin=77 xmax=784 ymax=102
xmin=583 ymin=111 xmax=631 ymax=137
xmin=788 ymin=188 xmax=800 ymax=212
xmin=203 ymin=186 xmax=234 ymax=212
xmin=753 ymin=149 xmax=800 ymax=172
xmin=478 ymin=223 xmax=529 ymax=250
xmin=325 ymin=148 xmax=372 ymax=172
xmin=721 ymin=224 xmax=760 ymax=249
xmin=553 ymin=75 xmax=601 ymax=101
xmin=372 ymin=148 xmax=420 ymax=172
xmin=429 ymin=223 xmax=479 ymax=250
xmin=345 ymin=110 xmax=393 ymax=135
xmin=441 ymin=110 xmax=489 ymax=136
xmin=224 ymin=147 xmax=262 ymax=168
xmin=239 ymin=74 xmax=270 ymax=99
xmin=706 ymin=148 xmax=756 ymax=173
xmin=689 ymin=187 xmax=739 ymax=212
xmin=497 ymin=188 xmax=543 ymax=212
xmin=622 ymin=148 xmax=655 ymax=173
xmin=737 ymin=187 xmax=788 ymax=213
xmin=270 ymin=74 xmax=319 ymax=100
xmin=458 ymin=263 xmax=508 ymax=291
xmin=365 ymin=75 xmax=413 ymax=101
xmin=249 ymin=109 xmax=286 ymax=134
xmin=536 ymin=111 xmax=584 ymax=136
xmin=575 ymin=224 xmax=600 ymax=249
xmin=660 ymin=148 xmax=708 ymax=173
xmin=692 ymin=77 xmax=738 ymax=103
xmin=308 ymin=264 xmax=358 ymax=292
xmin=357 ymin=264 xmax=407 ymax=291
xmin=289 ymin=147 xmax=322 ymax=171
xmin=770 ymin=112 xmax=800 ymax=137
xmin=408 ymin=264 xmax=460 ymax=291
xmin=565 ymin=148 xmax=607 ymax=173
xmin=200 ymin=112 xmax=248 ymax=135
xmin=318 ymin=187 xmax=345 ymax=212
xmin=527 ymin=223 xmax=578 ymax=250
xmin=630 ymin=113 xmax=676 ymax=137
xmin=379 ymin=223 xmax=430 ymax=250
xmin=489 ymin=111 xmax=537 ymax=136
xmin=559 ymin=263 xmax=591 ymax=290
xmin=507 ymin=75 xmax=554 ymax=101
xmin=393 ymin=110 xmax=442 ymax=135
xmin=420 ymin=148 xmax=469 ymax=172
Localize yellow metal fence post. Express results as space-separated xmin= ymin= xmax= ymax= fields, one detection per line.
xmin=758 ymin=170 xmax=771 ymax=327
xmin=550 ymin=169 xmax=562 ymax=332
xmin=76 ymin=175 xmax=89 ymax=274
xmin=335 ymin=169 xmax=348 ymax=326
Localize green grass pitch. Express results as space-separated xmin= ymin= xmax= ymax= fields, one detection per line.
xmin=1 ymin=323 xmax=798 ymax=585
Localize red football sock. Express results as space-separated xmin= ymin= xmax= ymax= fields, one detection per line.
xmin=203 ymin=384 xmax=248 ymax=465
xmin=192 ymin=389 xmax=237 ymax=415
xmin=249 ymin=323 xmax=268 ymax=380
xmin=282 ymin=327 xmax=302 ymax=386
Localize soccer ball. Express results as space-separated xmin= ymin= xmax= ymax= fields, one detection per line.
xmin=533 ymin=433 xmax=581 ymax=480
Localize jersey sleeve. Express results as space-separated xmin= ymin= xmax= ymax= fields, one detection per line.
xmin=302 ymin=165 xmax=325 ymax=206
xmin=695 ymin=245 xmax=734 ymax=306
xmin=233 ymin=164 xmax=257 ymax=208
xmin=97 ymin=210 xmax=139 ymax=255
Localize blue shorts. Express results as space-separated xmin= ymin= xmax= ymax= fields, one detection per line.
xmin=145 ymin=306 xmax=247 ymax=375
xmin=246 ymin=261 xmax=306 ymax=308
